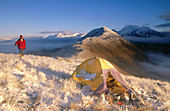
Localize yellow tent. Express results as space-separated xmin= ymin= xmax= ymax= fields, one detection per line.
xmin=72 ymin=57 xmax=137 ymax=96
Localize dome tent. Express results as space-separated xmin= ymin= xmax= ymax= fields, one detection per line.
xmin=71 ymin=57 xmax=141 ymax=102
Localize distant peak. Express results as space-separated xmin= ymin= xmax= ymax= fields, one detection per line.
xmin=43 ymin=32 xmax=86 ymax=38
xmin=124 ymin=25 xmax=140 ymax=29
xmin=141 ymin=26 xmax=149 ymax=28
xmin=119 ymin=25 xmax=140 ymax=35
xmin=136 ymin=26 xmax=152 ymax=32
xmin=130 ymin=26 xmax=164 ymax=37
xmin=140 ymin=26 xmax=150 ymax=29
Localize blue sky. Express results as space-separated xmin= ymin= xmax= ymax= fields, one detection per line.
xmin=0 ymin=0 xmax=170 ymax=36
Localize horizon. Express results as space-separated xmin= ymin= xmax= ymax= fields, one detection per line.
xmin=0 ymin=0 xmax=170 ymax=37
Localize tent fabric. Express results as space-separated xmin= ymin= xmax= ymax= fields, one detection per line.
xmin=72 ymin=57 xmax=137 ymax=96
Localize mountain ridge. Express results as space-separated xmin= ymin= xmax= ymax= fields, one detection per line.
xmin=117 ymin=25 xmax=166 ymax=37
xmin=74 ymin=26 xmax=147 ymax=77
xmin=130 ymin=26 xmax=165 ymax=37
xmin=43 ymin=32 xmax=86 ymax=38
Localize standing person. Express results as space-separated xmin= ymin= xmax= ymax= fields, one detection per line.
xmin=15 ymin=35 xmax=26 ymax=58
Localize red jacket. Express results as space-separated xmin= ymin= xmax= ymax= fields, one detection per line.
xmin=15 ymin=39 xmax=26 ymax=49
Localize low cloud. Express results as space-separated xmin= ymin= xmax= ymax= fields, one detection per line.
xmin=39 ymin=31 xmax=73 ymax=34
xmin=140 ymin=53 xmax=170 ymax=79
xmin=159 ymin=14 xmax=170 ymax=21
xmin=156 ymin=23 xmax=170 ymax=28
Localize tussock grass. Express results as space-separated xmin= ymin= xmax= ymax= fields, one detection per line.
xmin=0 ymin=53 xmax=169 ymax=110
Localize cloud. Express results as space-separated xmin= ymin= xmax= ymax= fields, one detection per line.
xmin=39 ymin=31 xmax=73 ymax=34
xmin=140 ymin=53 xmax=170 ymax=78
xmin=161 ymin=10 xmax=170 ymax=14
xmin=156 ymin=23 xmax=170 ymax=28
xmin=159 ymin=14 xmax=170 ymax=21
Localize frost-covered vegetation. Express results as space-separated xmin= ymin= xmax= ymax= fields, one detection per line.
xmin=0 ymin=53 xmax=169 ymax=110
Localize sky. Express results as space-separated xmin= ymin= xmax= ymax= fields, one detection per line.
xmin=0 ymin=0 xmax=170 ymax=37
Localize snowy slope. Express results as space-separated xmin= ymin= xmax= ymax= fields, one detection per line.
xmin=0 ymin=53 xmax=169 ymax=110
xmin=119 ymin=25 xmax=165 ymax=37
xmin=130 ymin=26 xmax=165 ymax=37
xmin=118 ymin=25 xmax=140 ymax=36
xmin=43 ymin=32 xmax=86 ymax=38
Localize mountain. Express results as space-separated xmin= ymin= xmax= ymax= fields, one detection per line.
xmin=130 ymin=26 xmax=165 ymax=37
xmin=119 ymin=25 xmax=166 ymax=37
xmin=118 ymin=25 xmax=140 ymax=36
xmin=75 ymin=26 xmax=147 ymax=77
xmin=82 ymin=26 xmax=119 ymax=39
xmin=43 ymin=32 xmax=86 ymax=38
xmin=112 ymin=29 xmax=119 ymax=34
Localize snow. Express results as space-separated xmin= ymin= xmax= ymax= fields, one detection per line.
xmin=119 ymin=25 xmax=165 ymax=37
xmin=0 ymin=30 xmax=170 ymax=110
xmin=43 ymin=32 xmax=86 ymax=38
xmin=119 ymin=25 xmax=139 ymax=35
xmin=88 ymin=58 xmax=95 ymax=66
xmin=130 ymin=26 xmax=163 ymax=37
xmin=0 ymin=53 xmax=169 ymax=110
xmin=76 ymin=70 xmax=96 ymax=80
xmin=83 ymin=73 xmax=96 ymax=80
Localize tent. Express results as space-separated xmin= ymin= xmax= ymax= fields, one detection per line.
xmin=71 ymin=57 xmax=139 ymax=100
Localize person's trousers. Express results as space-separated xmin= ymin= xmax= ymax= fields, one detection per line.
xmin=19 ymin=49 xmax=24 ymax=55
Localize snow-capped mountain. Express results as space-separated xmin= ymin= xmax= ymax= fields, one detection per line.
xmin=119 ymin=25 xmax=165 ymax=37
xmin=43 ymin=32 xmax=86 ymax=38
xmin=119 ymin=25 xmax=140 ymax=36
xmin=130 ymin=26 xmax=165 ymax=37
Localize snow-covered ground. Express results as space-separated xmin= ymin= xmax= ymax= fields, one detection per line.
xmin=0 ymin=36 xmax=170 ymax=110
xmin=0 ymin=53 xmax=169 ymax=110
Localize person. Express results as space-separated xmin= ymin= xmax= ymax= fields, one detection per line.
xmin=15 ymin=35 xmax=26 ymax=58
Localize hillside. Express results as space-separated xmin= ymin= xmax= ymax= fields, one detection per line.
xmin=75 ymin=27 xmax=147 ymax=77
xmin=0 ymin=53 xmax=169 ymax=110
